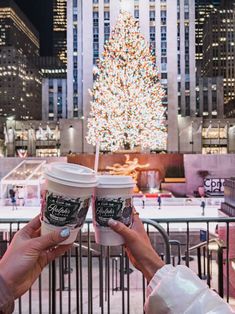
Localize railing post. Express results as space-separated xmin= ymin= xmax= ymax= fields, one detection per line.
xmin=217 ymin=247 xmax=224 ymax=298
xmin=112 ymin=258 xmax=114 ymax=294
xmin=203 ymin=246 xmax=206 ymax=278
xmin=99 ymin=246 xmax=104 ymax=313
xmin=184 ymin=250 xmax=190 ymax=267
xmin=111 ymin=258 xmax=119 ymax=293
xmin=51 ymin=260 xmax=56 ymax=314
xmin=197 ymin=247 xmax=202 ymax=279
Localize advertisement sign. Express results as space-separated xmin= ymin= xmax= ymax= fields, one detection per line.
xmin=204 ymin=178 xmax=225 ymax=194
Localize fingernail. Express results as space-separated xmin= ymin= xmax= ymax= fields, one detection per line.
xmin=60 ymin=228 xmax=70 ymax=238
xmin=108 ymin=219 xmax=118 ymax=227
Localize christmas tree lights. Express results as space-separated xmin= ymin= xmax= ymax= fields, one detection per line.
xmin=87 ymin=10 xmax=167 ymax=151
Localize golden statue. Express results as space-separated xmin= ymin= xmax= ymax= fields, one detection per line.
xmin=106 ymin=154 xmax=149 ymax=192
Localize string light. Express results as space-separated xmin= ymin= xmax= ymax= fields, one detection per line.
xmin=87 ymin=11 xmax=167 ymax=151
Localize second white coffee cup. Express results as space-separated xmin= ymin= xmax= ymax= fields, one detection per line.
xmin=41 ymin=162 xmax=98 ymax=245
xmin=93 ymin=175 xmax=135 ymax=246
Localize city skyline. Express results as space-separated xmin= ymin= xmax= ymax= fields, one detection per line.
xmin=0 ymin=0 xmax=42 ymax=120
xmin=1 ymin=0 xmax=235 ymax=156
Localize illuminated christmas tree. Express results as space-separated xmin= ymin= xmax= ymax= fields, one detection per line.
xmin=87 ymin=10 xmax=167 ymax=152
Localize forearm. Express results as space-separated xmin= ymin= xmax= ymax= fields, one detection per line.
xmin=144 ymin=265 xmax=234 ymax=314
xmin=0 ymin=275 xmax=14 ymax=314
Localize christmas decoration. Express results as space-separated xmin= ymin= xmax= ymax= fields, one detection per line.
xmin=106 ymin=154 xmax=149 ymax=192
xmin=87 ymin=10 xmax=167 ymax=151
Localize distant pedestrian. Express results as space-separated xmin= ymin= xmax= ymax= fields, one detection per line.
xmin=142 ymin=195 xmax=146 ymax=209
xmin=157 ymin=195 xmax=161 ymax=209
xmin=9 ymin=188 xmax=17 ymax=211
xmin=200 ymin=199 xmax=206 ymax=216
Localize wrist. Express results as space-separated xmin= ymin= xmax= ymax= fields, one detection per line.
xmin=0 ymin=273 xmax=13 ymax=295
xmin=0 ymin=264 xmax=15 ymax=299
xmin=0 ymin=274 xmax=15 ymax=313
xmin=141 ymin=252 xmax=165 ymax=282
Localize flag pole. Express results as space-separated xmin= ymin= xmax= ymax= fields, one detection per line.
xmin=94 ymin=141 xmax=100 ymax=173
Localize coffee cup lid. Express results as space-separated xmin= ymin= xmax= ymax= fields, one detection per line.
xmin=44 ymin=162 xmax=98 ymax=187
xmin=97 ymin=175 xmax=135 ymax=188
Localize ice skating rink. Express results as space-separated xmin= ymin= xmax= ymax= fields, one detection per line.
xmin=0 ymin=198 xmax=222 ymax=234
xmin=0 ymin=201 xmax=221 ymax=220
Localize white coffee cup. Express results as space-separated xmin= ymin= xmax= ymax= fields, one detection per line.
xmin=41 ymin=162 xmax=98 ymax=245
xmin=93 ymin=175 xmax=135 ymax=246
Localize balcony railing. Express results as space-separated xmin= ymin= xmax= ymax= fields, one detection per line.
xmin=0 ymin=217 xmax=235 ymax=314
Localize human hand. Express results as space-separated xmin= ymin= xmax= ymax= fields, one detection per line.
xmin=0 ymin=215 xmax=72 ymax=299
xmin=108 ymin=213 xmax=164 ymax=282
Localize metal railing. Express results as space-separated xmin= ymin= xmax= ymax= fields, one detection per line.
xmin=189 ymin=238 xmax=225 ymax=297
xmin=0 ymin=216 xmax=235 ymax=314
xmin=151 ymin=217 xmax=235 ymax=304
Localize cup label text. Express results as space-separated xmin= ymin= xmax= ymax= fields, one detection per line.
xmin=42 ymin=191 xmax=90 ymax=229
xmin=95 ymin=197 xmax=133 ymax=227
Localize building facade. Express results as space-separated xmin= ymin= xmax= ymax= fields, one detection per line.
xmin=3 ymin=116 xmax=235 ymax=157
xmin=40 ymin=57 xmax=67 ymax=121
xmin=196 ymin=76 xmax=224 ymax=119
xmin=42 ymin=78 xmax=67 ymax=121
xmin=53 ymin=0 xmax=67 ymax=65
xmin=178 ymin=116 xmax=235 ymax=154
xmin=67 ymin=0 xmax=196 ymax=153
xmin=4 ymin=118 xmax=83 ymax=157
xmin=195 ymin=0 xmax=221 ymax=76
xmin=0 ymin=0 xmax=42 ymax=120
xmin=201 ymin=3 xmax=235 ymax=113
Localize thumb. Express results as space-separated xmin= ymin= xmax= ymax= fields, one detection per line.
xmin=108 ymin=219 xmax=134 ymax=242
xmin=34 ymin=228 xmax=70 ymax=251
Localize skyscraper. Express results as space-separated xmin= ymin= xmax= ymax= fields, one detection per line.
xmin=195 ymin=0 xmax=221 ymax=76
xmin=67 ymin=0 xmax=196 ymax=153
xmin=201 ymin=3 xmax=235 ymax=109
xmin=0 ymin=0 xmax=42 ymax=120
xmin=53 ymin=0 xmax=67 ymax=64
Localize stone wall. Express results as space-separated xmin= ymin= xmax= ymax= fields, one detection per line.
xmin=184 ymin=154 xmax=235 ymax=196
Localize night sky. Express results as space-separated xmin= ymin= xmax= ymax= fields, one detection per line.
xmin=14 ymin=0 xmax=53 ymax=56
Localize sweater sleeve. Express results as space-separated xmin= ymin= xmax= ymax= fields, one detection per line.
xmin=144 ymin=264 xmax=234 ymax=314
xmin=0 ymin=275 xmax=14 ymax=314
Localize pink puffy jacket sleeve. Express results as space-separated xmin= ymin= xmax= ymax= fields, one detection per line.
xmin=144 ymin=265 xmax=234 ymax=314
